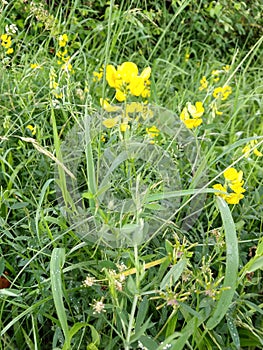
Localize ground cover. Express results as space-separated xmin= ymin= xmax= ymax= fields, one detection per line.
xmin=0 ymin=1 xmax=263 ymax=349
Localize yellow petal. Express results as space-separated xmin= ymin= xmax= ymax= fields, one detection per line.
xmin=100 ymin=98 xmax=121 ymax=112
xmin=213 ymin=184 xmax=228 ymax=197
xmin=120 ymin=123 xmax=130 ymax=132
xmin=229 ymin=183 xmax=246 ymax=194
xmin=129 ymin=77 xmax=145 ymax=96
xmin=225 ymin=193 xmax=244 ymax=204
xmin=254 ymin=148 xmax=262 ymax=157
xmin=125 ymin=102 xmax=143 ymax=114
xmin=187 ymin=101 xmax=204 ymax=118
xmin=180 ymin=107 xmax=189 ymax=121
xmin=115 ymin=89 xmax=126 ymax=102
xmin=118 ymin=62 xmax=138 ymax=83
xmin=102 ymin=117 xmax=119 ymax=128
xmin=223 ymin=168 xmax=238 ymax=181
xmin=106 ymin=65 xmax=119 ymax=88
xmin=140 ymin=67 xmax=151 ymax=80
xmin=183 ymin=118 xmax=202 ymax=129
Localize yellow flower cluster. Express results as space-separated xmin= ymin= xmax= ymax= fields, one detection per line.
xmin=30 ymin=63 xmax=41 ymax=69
xmin=199 ymin=65 xmax=231 ymax=91
xmin=1 ymin=33 xmax=14 ymax=54
xmin=49 ymin=69 xmax=62 ymax=99
xmin=199 ymin=76 xmax=208 ymax=91
xmin=213 ymin=85 xmax=232 ymax=100
xmin=100 ymin=99 xmax=153 ymax=133
xmin=56 ymin=34 xmax=73 ymax=72
xmin=93 ymin=66 xmax=104 ymax=82
xmin=242 ymin=139 xmax=262 ymax=158
xmin=106 ymin=62 xmax=151 ymax=102
xmin=211 ymin=70 xmax=220 ymax=82
xmin=26 ymin=124 xmax=36 ymax=135
xmin=146 ymin=125 xmax=160 ymax=144
xmin=58 ymin=34 xmax=68 ymax=47
xmin=180 ymin=101 xmax=204 ymax=129
xmin=213 ymin=167 xmax=246 ymax=204
xmin=185 ymin=53 xmax=190 ymax=62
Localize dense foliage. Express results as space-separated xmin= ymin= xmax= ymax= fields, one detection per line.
xmin=0 ymin=1 xmax=263 ymax=349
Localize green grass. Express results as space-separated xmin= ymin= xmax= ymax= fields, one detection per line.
xmin=1 ymin=1 xmax=263 ymax=349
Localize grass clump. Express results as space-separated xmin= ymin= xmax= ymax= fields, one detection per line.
xmin=0 ymin=1 xmax=263 ymax=349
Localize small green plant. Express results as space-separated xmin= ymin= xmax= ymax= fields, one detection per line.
xmin=0 ymin=1 xmax=263 ymax=349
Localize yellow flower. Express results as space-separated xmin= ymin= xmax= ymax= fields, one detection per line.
xmin=180 ymin=102 xmax=204 ymax=129
xmin=129 ymin=76 xmax=145 ymax=96
xmin=1 ymin=33 xmax=12 ymax=48
xmin=140 ymin=67 xmax=151 ymax=80
xmin=213 ymin=184 xmax=227 ymax=198
xmin=242 ymin=145 xmax=250 ymax=157
xmin=6 ymin=47 xmax=13 ymax=54
xmin=210 ymin=102 xmax=223 ymax=116
xmin=254 ymin=148 xmax=263 ymax=157
xmin=30 ymin=63 xmax=40 ymax=69
xmin=141 ymin=87 xmax=151 ymax=98
xmin=223 ymin=65 xmax=230 ymax=72
xmin=211 ymin=70 xmax=220 ymax=76
xmin=118 ymin=61 xmax=138 ymax=83
xmin=229 ymin=183 xmax=246 ymax=194
xmin=187 ymin=101 xmax=204 ymax=118
xmin=54 ymin=90 xmax=63 ymax=99
xmin=115 ymin=89 xmax=126 ymax=102
xmin=185 ymin=53 xmax=190 ymax=62
xmin=125 ymin=102 xmax=144 ymax=114
xmin=50 ymin=80 xmax=59 ymax=89
xmin=56 ymin=50 xmax=68 ymax=59
xmin=242 ymin=139 xmax=262 ymax=158
xmin=146 ymin=125 xmax=160 ymax=143
xmin=225 ymin=193 xmax=244 ymax=205
xmin=223 ymin=167 xmax=239 ymax=182
xmin=106 ymin=65 xmax=121 ymax=88
xmin=93 ymin=71 xmax=103 ymax=82
xmin=199 ymin=76 xmax=208 ymax=91
xmin=183 ymin=118 xmax=203 ymax=129
xmin=120 ymin=123 xmax=130 ymax=132
xmin=213 ymin=86 xmax=232 ymax=101
xmin=58 ymin=34 xmax=68 ymax=47
xmin=26 ymin=124 xmax=36 ymax=135
xmin=102 ymin=117 xmax=119 ymax=129
xmin=105 ymin=62 xmax=151 ymax=100
xmin=61 ymin=62 xmax=73 ymax=72
xmin=214 ymin=167 xmax=245 ymax=204
xmin=211 ymin=70 xmax=220 ymax=82
xmin=100 ymin=98 xmax=121 ymax=112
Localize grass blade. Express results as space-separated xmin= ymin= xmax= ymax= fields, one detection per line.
xmin=50 ymin=248 xmax=70 ymax=348
xmin=206 ymin=196 xmax=239 ymax=330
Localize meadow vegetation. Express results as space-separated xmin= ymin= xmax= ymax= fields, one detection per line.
xmin=0 ymin=1 xmax=263 ymax=349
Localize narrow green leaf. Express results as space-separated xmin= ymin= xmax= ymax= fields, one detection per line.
xmin=139 ymin=335 xmax=159 ymax=350
xmin=62 ymin=323 xmax=89 ymax=350
xmin=88 ymin=324 xmax=100 ymax=346
xmin=240 ymin=236 xmax=263 ymax=277
xmin=50 ymin=248 xmax=70 ymax=348
xmin=226 ymin=313 xmax=240 ymax=349
xmin=206 ymin=197 xmax=239 ymax=330
xmin=244 ymin=256 xmax=263 ymax=274
xmin=130 ymin=317 xmax=154 ymax=344
xmin=135 ymin=296 xmax=149 ymax=333
xmin=0 ymin=289 xmax=21 ymax=297
xmin=22 ymin=328 xmax=35 ymax=350
xmin=160 ymin=259 xmax=187 ymax=290
xmin=170 ymin=310 xmax=208 ymax=350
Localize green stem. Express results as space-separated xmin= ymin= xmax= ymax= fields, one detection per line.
xmin=125 ymin=294 xmax=139 ymax=350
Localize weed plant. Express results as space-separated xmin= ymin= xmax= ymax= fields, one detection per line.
xmin=0 ymin=1 xmax=263 ymax=349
